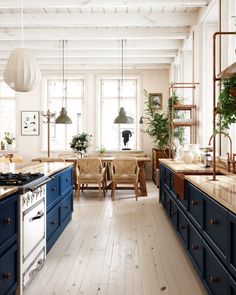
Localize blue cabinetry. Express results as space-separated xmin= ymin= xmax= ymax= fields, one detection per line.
xmin=160 ymin=163 xmax=236 ymax=295
xmin=0 ymin=194 xmax=18 ymax=295
xmin=46 ymin=167 xmax=74 ymax=254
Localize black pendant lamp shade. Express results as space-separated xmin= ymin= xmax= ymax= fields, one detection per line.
xmin=55 ymin=40 xmax=72 ymax=124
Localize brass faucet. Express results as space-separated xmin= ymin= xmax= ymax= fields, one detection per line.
xmin=208 ymin=131 xmax=234 ymax=172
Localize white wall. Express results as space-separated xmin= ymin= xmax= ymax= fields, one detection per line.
xmin=12 ymin=68 xmax=169 ymax=179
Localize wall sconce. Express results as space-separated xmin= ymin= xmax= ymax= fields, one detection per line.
xmin=139 ymin=116 xmax=149 ymax=124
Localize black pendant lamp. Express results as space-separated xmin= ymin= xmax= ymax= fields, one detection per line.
xmin=114 ymin=40 xmax=134 ymax=124
xmin=55 ymin=40 xmax=72 ymax=124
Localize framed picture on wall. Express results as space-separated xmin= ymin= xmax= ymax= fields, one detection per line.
xmin=148 ymin=93 xmax=163 ymax=110
xmin=21 ymin=111 xmax=40 ymax=136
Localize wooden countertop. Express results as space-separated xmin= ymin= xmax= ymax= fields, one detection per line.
xmin=160 ymin=158 xmax=236 ymax=214
xmin=0 ymin=162 xmax=73 ymax=200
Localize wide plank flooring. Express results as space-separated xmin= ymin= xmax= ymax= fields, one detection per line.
xmin=25 ymin=182 xmax=207 ymax=295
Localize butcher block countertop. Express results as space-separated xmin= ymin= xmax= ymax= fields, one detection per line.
xmin=160 ymin=159 xmax=236 ymax=214
xmin=0 ymin=162 xmax=73 ymax=200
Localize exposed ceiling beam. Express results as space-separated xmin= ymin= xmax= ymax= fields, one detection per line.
xmin=0 ymin=0 xmax=208 ymax=9
xmin=0 ymin=27 xmax=190 ymax=41
xmin=0 ymin=12 xmax=198 ymax=27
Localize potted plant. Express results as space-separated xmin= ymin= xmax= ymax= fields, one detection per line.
xmin=98 ymin=146 xmax=106 ymax=155
xmin=4 ymin=132 xmax=15 ymax=150
xmin=216 ymin=75 xmax=236 ymax=131
xmin=70 ymin=132 xmax=92 ymax=156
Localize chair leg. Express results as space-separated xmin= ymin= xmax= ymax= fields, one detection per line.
xmin=77 ymin=184 xmax=81 ymax=199
xmin=134 ymin=183 xmax=139 ymax=201
xmin=99 ymin=183 xmax=102 ymax=200
xmin=111 ymin=182 xmax=116 ymax=201
xmin=102 ymin=180 xmax=106 ymax=198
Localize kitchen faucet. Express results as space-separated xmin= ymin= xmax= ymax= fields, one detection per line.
xmin=208 ymin=131 xmax=235 ymax=172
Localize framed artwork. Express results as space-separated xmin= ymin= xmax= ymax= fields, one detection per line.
xmin=21 ymin=111 xmax=40 ymax=136
xmin=148 ymin=93 xmax=163 ymax=110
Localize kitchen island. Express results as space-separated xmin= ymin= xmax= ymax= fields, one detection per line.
xmin=0 ymin=162 xmax=74 ymax=295
xmin=159 ymin=159 xmax=236 ymax=295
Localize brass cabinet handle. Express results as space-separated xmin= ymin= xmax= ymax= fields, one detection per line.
xmin=179 ymin=224 xmax=185 ymax=229
xmin=191 ymin=200 xmax=198 ymax=206
xmin=66 ymin=178 xmax=70 ymax=181
xmin=52 ymin=187 xmax=57 ymax=192
xmin=209 ymin=218 xmax=217 ymax=226
xmin=4 ymin=217 xmax=11 ymax=224
xmin=3 ymin=272 xmax=11 ymax=280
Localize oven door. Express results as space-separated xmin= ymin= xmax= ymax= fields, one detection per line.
xmin=23 ymin=198 xmax=45 ymax=261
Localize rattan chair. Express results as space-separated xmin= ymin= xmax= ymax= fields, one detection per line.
xmin=77 ymin=157 xmax=106 ymax=200
xmin=10 ymin=155 xmax=24 ymax=162
xmin=0 ymin=157 xmax=10 ymax=163
xmin=111 ymin=157 xmax=139 ymax=201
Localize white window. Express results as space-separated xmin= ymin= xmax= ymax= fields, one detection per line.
xmin=99 ymin=78 xmax=138 ymax=150
xmin=0 ymin=81 xmax=16 ymax=147
xmin=43 ymin=79 xmax=84 ymax=151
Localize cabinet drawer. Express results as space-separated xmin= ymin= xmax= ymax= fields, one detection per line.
xmin=187 ymin=183 xmax=202 ymax=230
xmin=163 ymin=189 xmax=171 ymax=216
xmin=60 ymin=192 xmax=73 ymax=224
xmin=46 ymin=174 xmax=60 ymax=210
xmin=163 ymin=166 xmax=171 ymax=189
xmin=228 ymin=275 xmax=236 ymax=295
xmin=46 ymin=204 xmax=60 ymax=242
xmin=0 ymin=243 xmax=18 ymax=295
xmin=60 ymin=168 xmax=73 ymax=197
xmin=188 ymin=223 xmax=203 ymax=275
xmin=178 ymin=210 xmax=188 ymax=247
xmin=203 ymin=197 xmax=227 ymax=262
xmin=228 ymin=212 xmax=236 ymax=278
xmin=170 ymin=200 xmax=178 ymax=229
xmin=203 ymin=242 xmax=227 ymax=295
xmin=0 ymin=194 xmax=18 ymax=252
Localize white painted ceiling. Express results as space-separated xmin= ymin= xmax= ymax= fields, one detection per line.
xmin=0 ymin=0 xmax=209 ymax=71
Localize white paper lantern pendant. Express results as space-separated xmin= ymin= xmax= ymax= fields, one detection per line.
xmin=4 ymin=48 xmax=41 ymax=92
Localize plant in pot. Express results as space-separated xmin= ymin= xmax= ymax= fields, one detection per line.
xmin=70 ymin=132 xmax=92 ymax=157
xmin=4 ymin=132 xmax=15 ymax=150
xmin=216 ymin=75 xmax=236 ymax=131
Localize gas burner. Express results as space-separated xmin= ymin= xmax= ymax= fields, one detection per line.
xmin=0 ymin=172 xmax=44 ymax=186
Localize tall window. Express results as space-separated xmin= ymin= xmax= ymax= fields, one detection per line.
xmin=44 ymin=79 xmax=84 ymax=151
xmin=100 ymin=78 xmax=138 ymax=150
xmin=0 ymin=81 xmax=16 ymax=145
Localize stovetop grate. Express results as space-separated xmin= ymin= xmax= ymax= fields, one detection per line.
xmin=0 ymin=172 xmax=44 ymax=186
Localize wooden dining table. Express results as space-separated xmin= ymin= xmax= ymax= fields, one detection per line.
xmin=65 ymin=156 xmax=151 ymax=196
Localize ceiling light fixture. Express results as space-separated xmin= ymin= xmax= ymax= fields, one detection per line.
xmin=3 ymin=0 xmax=41 ymax=92
xmin=114 ymin=39 xmax=134 ymax=124
xmin=55 ymin=40 xmax=72 ymax=124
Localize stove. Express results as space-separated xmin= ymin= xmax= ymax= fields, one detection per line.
xmin=0 ymin=172 xmax=44 ymax=186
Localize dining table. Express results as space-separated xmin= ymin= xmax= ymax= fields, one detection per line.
xmin=65 ymin=156 xmax=151 ymax=196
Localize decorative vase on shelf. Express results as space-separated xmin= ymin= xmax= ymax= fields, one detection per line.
xmin=7 ymin=144 xmax=13 ymax=150
xmin=176 ymin=145 xmax=184 ymax=161
xmin=183 ymin=150 xmax=193 ymax=164
xmin=189 ymin=144 xmax=200 ymax=163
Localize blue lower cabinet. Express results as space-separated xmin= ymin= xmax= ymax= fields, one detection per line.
xmin=177 ymin=210 xmax=188 ymax=247
xmin=228 ymin=275 xmax=236 ymax=295
xmin=60 ymin=168 xmax=73 ymax=198
xmin=203 ymin=241 xmax=228 ymax=295
xmin=203 ymin=196 xmax=227 ymax=263
xmin=0 ymin=243 xmax=18 ymax=295
xmin=46 ymin=174 xmax=60 ymax=211
xmin=228 ymin=212 xmax=236 ymax=278
xmin=60 ymin=192 xmax=73 ymax=224
xmin=170 ymin=200 xmax=178 ymax=229
xmin=188 ymin=222 xmax=203 ymax=275
xmin=163 ymin=189 xmax=171 ymax=216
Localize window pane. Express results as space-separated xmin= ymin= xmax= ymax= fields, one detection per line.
xmin=48 ymin=80 xmax=63 ymax=97
xmin=122 ymin=80 xmax=137 ymax=97
xmin=67 ymin=80 xmax=83 ymax=97
xmin=102 ymin=80 xmax=119 ymax=97
xmin=0 ymin=98 xmax=16 ymax=142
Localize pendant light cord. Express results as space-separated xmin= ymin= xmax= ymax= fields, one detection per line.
xmin=21 ymin=0 xmax=24 ymax=48
xmin=62 ymin=39 xmax=65 ymax=107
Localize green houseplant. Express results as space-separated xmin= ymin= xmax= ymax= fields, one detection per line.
xmin=4 ymin=132 xmax=15 ymax=144
xmin=70 ymin=132 xmax=92 ymax=155
xmin=216 ymin=75 xmax=236 ymax=131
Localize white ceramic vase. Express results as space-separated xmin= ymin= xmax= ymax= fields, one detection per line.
xmin=183 ymin=150 xmax=193 ymax=164
xmin=189 ymin=144 xmax=200 ymax=163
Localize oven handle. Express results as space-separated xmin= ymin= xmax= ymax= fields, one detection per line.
xmin=28 ymin=177 xmax=52 ymax=191
xmin=30 ymin=210 xmax=44 ymax=222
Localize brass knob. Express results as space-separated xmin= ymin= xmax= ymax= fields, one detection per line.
xmin=179 ymin=224 xmax=185 ymax=229
xmin=191 ymin=245 xmax=199 ymax=250
xmin=52 ymin=187 xmax=56 ymax=192
xmin=4 ymin=217 xmax=11 ymax=224
xmin=210 ymin=276 xmax=217 ymax=283
xmin=210 ymin=218 xmax=217 ymax=226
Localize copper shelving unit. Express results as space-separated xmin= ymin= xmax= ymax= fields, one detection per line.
xmin=212 ymin=31 xmax=236 ymax=180
xmin=168 ymin=82 xmax=199 ymax=159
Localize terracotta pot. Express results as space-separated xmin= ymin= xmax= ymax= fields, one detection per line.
xmin=229 ymin=87 xmax=236 ymax=97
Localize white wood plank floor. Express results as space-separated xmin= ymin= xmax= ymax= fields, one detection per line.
xmin=25 ymin=182 xmax=207 ymax=295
